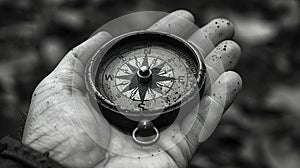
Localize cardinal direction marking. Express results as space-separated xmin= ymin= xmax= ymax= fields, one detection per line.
xmin=138 ymin=102 xmax=147 ymax=111
xmin=144 ymin=47 xmax=151 ymax=55
xmin=105 ymin=74 xmax=114 ymax=81
xmin=178 ymin=75 xmax=185 ymax=84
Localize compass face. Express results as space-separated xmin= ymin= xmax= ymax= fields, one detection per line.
xmin=95 ymin=33 xmax=201 ymax=114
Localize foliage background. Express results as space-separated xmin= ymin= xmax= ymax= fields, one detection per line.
xmin=1 ymin=0 xmax=300 ymax=167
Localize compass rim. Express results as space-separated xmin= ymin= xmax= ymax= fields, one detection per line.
xmin=85 ymin=30 xmax=206 ymax=117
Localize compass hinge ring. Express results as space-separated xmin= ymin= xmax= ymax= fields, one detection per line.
xmin=132 ymin=120 xmax=160 ymax=146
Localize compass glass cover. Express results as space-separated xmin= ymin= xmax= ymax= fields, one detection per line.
xmin=95 ymin=33 xmax=200 ymax=114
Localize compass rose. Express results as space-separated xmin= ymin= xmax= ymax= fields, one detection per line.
xmin=115 ymin=56 xmax=175 ymax=103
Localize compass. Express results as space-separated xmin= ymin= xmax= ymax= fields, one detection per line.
xmin=86 ymin=31 xmax=206 ymax=146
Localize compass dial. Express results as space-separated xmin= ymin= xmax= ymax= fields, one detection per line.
xmin=86 ymin=31 xmax=206 ymax=145
xmin=96 ymin=37 xmax=200 ymax=114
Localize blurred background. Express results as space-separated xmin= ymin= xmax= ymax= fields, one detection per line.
xmin=1 ymin=0 xmax=300 ymax=167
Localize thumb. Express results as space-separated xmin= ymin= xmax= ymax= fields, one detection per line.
xmin=50 ymin=31 xmax=112 ymax=94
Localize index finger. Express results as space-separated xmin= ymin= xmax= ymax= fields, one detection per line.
xmin=148 ymin=10 xmax=195 ymax=37
xmin=188 ymin=18 xmax=235 ymax=57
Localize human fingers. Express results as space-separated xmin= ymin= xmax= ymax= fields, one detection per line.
xmin=188 ymin=18 xmax=235 ymax=57
xmin=148 ymin=10 xmax=195 ymax=37
xmin=181 ymin=71 xmax=242 ymax=152
xmin=204 ymin=40 xmax=241 ymax=93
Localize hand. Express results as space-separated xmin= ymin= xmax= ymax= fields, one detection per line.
xmin=22 ymin=10 xmax=242 ymax=168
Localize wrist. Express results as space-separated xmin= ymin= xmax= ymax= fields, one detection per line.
xmin=0 ymin=136 xmax=65 ymax=168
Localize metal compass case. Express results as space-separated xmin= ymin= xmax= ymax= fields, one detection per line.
xmin=86 ymin=30 xmax=206 ymax=146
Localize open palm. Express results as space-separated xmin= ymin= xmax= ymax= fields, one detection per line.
xmin=22 ymin=10 xmax=242 ymax=168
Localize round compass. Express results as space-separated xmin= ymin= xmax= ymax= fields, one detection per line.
xmin=86 ymin=31 xmax=206 ymax=146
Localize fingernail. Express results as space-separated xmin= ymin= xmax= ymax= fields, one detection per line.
xmin=223 ymin=71 xmax=243 ymax=109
